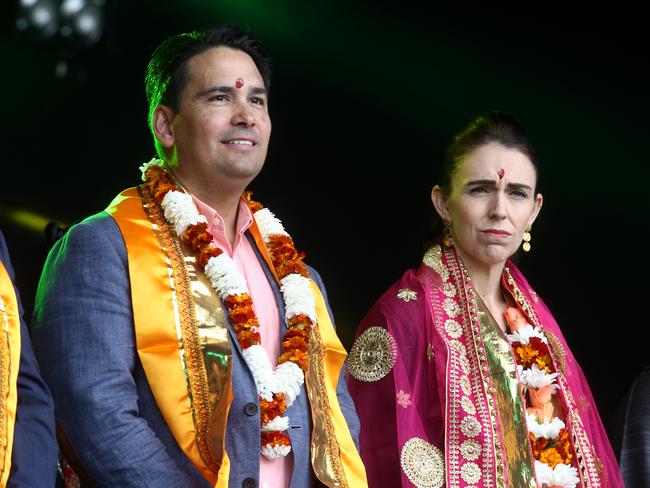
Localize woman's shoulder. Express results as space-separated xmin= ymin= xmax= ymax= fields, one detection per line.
xmin=356 ymin=267 xmax=428 ymax=337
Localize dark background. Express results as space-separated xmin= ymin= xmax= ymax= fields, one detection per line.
xmin=1 ymin=1 xmax=648 ymax=447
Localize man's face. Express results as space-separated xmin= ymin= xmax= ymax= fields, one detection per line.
xmin=169 ymin=47 xmax=271 ymax=187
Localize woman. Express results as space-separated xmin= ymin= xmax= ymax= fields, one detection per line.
xmin=347 ymin=112 xmax=623 ymax=488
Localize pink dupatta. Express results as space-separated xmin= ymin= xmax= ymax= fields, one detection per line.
xmin=347 ymin=245 xmax=623 ymax=487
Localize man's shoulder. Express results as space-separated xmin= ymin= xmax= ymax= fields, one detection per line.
xmin=48 ymin=211 xmax=125 ymax=263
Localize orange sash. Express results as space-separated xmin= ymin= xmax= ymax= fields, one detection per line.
xmin=108 ymin=186 xmax=367 ymax=487
xmin=0 ymin=262 xmax=22 ymax=486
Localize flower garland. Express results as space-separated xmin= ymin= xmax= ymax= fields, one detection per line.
xmin=140 ymin=159 xmax=316 ymax=459
xmin=503 ymin=307 xmax=580 ymax=488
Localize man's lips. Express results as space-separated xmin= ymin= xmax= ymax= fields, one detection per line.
xmin=222 ymin=138 xmax=256 ymax=146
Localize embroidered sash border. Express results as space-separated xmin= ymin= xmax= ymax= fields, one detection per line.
xmin=108 ymin=187 xmax=231 ymax=486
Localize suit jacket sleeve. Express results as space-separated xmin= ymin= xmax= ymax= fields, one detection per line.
xmin=307 ymin=266 xmax=361 ymax=449
xmin=0 ymin=231 xmax=58 ymax=487
xmin=31 ymin=215 xmax=203 ymax=487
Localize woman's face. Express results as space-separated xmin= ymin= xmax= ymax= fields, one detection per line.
xmin=432 ymin=142 xmax=543 ymax=270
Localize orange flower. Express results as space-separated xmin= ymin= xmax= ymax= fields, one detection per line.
xmin=260 ymin=393 xmax=286 ymax=424
xmin=282 ymin=336 xmax=308 ymax=353
xmin=530 ymin=433 xmax=550 ymax=459
xmin=279 ymin=350 xmax=309 ymax=371
xmin=540 ymin=447 xmax=564 ymax=468
xmin=261 ymin=431 xmax=291 ymax=447
xmin=529 ymin=385 xmax=556 ymax=407
xmin=198 ymin=246 xmax=222 ymax=267
xmin=287 ymin=314 xmax=313 ymax=331
xmin=514 ymin=342 xmax=540 ymax=368
xmin=503 ymin=306 xmax=528 ymax=332
xmin=557 ymin=428 xmax=574 ymax=465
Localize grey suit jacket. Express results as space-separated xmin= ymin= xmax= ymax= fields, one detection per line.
xmin=32 ymin=211 xmax=360 ymax=487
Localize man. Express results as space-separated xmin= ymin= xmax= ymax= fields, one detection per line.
xmin=32 ymin=25 xmax=366 ymax=487
xmin=0 ymin=230 xmax=57 ymax=486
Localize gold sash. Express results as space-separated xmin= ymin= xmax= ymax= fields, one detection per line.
xmin=108 ymin=186 xmax=366 ymax=487
xmin=0 ymin=262 xmax=21 ymax=486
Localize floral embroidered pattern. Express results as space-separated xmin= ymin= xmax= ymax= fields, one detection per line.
xmin=396 ymin=288 xmax=418 ymax=302
xmin=396 ymin=390 xmax=413 ymax=408
xmin=348 ymin=327 xmax=397 ymax=382
xmin=400 ymin=437 xmax=445 ymax=488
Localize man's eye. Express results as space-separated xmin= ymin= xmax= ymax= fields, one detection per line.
xmin=251 ymin=97 xmax=265 ymax=105
xmin=510 ymin=190 xmax=528 ymax=198
xmin=469 ymin=186 xmax=488 ymax=194
xmin=209 ymin=94 xmax=227 ymax=102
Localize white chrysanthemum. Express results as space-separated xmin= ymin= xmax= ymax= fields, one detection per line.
xmin=527 ymin=413 xmax=565 ymax=439
xmin=161 ymin=191 xmax=207 ymax=236
xmin=254 ymin=208 xmax=289 ymax=242
xmin=520 ymin=363 xmax=558 ymax=389
xmin=242 ymin=345 xmax=278 ymax=401
xmin=275 ymin=361 xmax=305 ymax=407
xmin=139 ymin=157 xmax=164 ymax=181
xmin=204 ymin=254 xmax=249 ymax=298
xmin=507 ymin=323 xmax=547 ymax=345
xmin=261 ymin=416 xmax=290 ymax=432
xmin=280 ymin=274 xmax=317 ymax=323
xmin=535 ymin=461 xmax=580 ymax=487
xmin=261 ymin=444 xmax=291 ymax=459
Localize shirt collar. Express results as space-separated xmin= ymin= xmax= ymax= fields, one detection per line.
xmin=192 ymin=194 xmax=253 ymax=255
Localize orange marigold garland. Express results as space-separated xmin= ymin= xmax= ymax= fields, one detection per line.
xmin=140 ymin=159 xmax=317 ymax=459
xmin=504 ymin=306 xmax=580 ymax=487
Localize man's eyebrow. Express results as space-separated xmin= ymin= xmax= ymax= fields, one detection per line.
xmin=194 ymin=85 xmax=268 ymax=98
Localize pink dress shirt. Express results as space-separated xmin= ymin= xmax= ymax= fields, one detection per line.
xmin=193 ymin=195 xmax=293 ymax=488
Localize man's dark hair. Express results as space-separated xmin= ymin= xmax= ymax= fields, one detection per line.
xmin=145 ymin=24 xmax=271 ymax=158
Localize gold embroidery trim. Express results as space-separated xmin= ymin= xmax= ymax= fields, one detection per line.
xmin=308 ymin=325 xmax=346 ymax=486
xmin=400 ymin=437 xmax=445 ymax=488
xmin=347 ymin=327 xmax=397 ymax=382
xmin=0 ymin=296 xmax=9 ymax=472
xmin=140 ymin=185 xmax=221 ymax=473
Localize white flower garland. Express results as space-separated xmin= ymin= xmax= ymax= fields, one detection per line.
xmin=142 ymin=159 xmax=316 ymax=459
xmin=507 ymin=317 xmax=580 ymax=487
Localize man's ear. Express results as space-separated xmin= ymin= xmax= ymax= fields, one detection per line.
xmin=431 ymin=185 xmax=451 ymax=221
xmin=152 ymin=105 xmax=176 ymax=149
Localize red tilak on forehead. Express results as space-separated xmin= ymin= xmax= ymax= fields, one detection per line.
xmin=498 ymin=168 xmax=505 ymax=180
xmin=235 ymin=78 xmax=244 ymax=88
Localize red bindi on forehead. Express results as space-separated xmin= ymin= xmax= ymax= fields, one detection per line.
xmin=497 ymin=168 xmax=505 ymax=180
xmin=235 ymin=78 xmax=244 ymax=88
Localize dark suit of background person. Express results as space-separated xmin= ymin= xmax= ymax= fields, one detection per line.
xmin=0 ymin=230 xmax=57 ymax=486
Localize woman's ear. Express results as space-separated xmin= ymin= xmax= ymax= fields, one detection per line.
xmin=527 ymin=192 xmax=544 ymax=227
xmin=431 ymin=185 xmax=451 ymax=221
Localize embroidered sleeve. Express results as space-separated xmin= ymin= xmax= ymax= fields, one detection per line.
xmin=347 ymin=326 xmax=397 ymax=382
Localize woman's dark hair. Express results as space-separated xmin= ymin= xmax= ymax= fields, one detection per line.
xmin=431 ymin=111 xmax=539 ymax=239
xmin=145 ymin=24 xmax=271 ymax=158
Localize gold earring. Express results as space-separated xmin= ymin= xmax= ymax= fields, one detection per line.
xmin=442 ymin=221 xmax=454 ymax=248
xmin=522 ymin=225 xmax=532 ymax=252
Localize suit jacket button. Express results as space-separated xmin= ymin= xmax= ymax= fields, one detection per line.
xmin=244 ymin=402 xmax=258 ymax=416
xmin=242 ymin=477 xmax=257 ymax=488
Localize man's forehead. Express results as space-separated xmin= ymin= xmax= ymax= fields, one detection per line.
xmin=186 ymin=47 xmax=263 ymax=86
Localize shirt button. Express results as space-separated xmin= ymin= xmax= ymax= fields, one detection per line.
xmin=244 ymin=402 xmax=258 ymax=416
xmin=243 ymin=478 xmax=257 ymax=488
